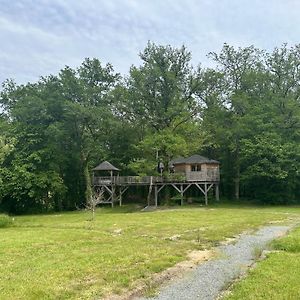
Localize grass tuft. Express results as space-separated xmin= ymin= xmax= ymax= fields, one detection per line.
xmin=0 ymin=214 xmax=13 ymax=228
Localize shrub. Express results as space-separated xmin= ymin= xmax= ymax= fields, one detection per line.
xmin=0 ymin=214 xmax=13 ymax=228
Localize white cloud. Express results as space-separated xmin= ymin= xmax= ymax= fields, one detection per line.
xmin=0 ymin=0 xmax=300 ymax=84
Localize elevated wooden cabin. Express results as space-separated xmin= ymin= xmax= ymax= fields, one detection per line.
xmin=92 ymin=154 xmax=220 ymax=207
xmin=170 ymin=154 xmax=220 ymax=182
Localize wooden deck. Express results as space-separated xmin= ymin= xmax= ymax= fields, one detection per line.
xmin=93 ymin=171 xmax=220 ymax=207
xmin=93 ymin=170 xmax=220 ymax=186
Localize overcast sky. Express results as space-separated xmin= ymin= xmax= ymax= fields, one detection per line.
xmin=1 ymin=0 xmax=300 ymax=84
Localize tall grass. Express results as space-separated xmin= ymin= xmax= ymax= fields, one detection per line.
xmin=0 ymin=214 xmax=13 ymax=228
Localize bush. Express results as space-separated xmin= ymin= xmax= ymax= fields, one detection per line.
xmin=0 ymin=214 xmax=13 ymax=228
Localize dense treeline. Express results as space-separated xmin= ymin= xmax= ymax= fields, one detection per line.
xmin=0 ymin=42 xmax=299 ymax=213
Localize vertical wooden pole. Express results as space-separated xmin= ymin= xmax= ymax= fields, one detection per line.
xmin=204 ymin=183 xmax=208 ymax=206
xmin=111 ymin=185 xmax=115 ymax=207
xmin=119 ymin=187 xmax=122 ymax=206
xmin=154 ymin=185 xmax=158 ymax=207
xmin=147 ymin=176 xmax=153 ymax=206
xmin=216 ymin=184 xmax=219 ymax=202
xmin=180 ymin=184 xmax=184 ymax=206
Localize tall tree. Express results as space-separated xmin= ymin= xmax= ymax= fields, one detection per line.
xmin=204 ymin=44 xmax=265 ymax=199
xmin=123 ymin=42 xmax=203 ymax=171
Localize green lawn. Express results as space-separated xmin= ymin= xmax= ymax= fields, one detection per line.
xmin=225 ymin=225 xmax=300 ymax=300
xmin=0 ymin=204 xmax=300 ymax=299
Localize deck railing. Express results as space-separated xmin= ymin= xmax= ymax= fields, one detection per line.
xmin=93 ymin=170 xmax=219 ymax=185
xmin=186 ymin=170 xmax=220 ymax=182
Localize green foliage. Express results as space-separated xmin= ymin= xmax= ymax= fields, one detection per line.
xmin=272 ymin=227 xmax=300 ymax=253
xmin=1 ymin=42 xmax=300 ymax=213
xmin=124 ymin=42 xmax=197 ymax=131
xmin=0 ymin=214 xmax=13 ymax=228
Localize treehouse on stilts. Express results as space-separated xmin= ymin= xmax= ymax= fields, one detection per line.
xmin=92 ymin=161 xmax=127 ymax=207
xmin=92 ymin=154 xmax=220 ymax=207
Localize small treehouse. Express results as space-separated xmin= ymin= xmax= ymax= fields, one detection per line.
xmin=170 ymin=154 xmax=220 ymax=182
xmin=93 ymin=155 xmax=220 ymax=207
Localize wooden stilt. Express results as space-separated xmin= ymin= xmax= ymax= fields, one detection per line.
xmin=119 ymin=186 xmax=128 ymax=207
xmin=204 ymin=183 xmax=208 ymax=206
xmin=180 ymin=184 xmax=184 ymax=206
xmin=111 ymin=186 xmax=115 ymax=207
xmin=154 ymin=185 xmax=158 ymax=207
xmin=216 ymin=184 xmax=219 ymax=202
xmin=147 ymin=176 xmax=153 ymax=206
xmin=119 ymin=188 xmax=122 ymax=206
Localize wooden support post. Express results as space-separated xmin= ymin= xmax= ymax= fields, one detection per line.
xmin=204 ymin=183 xmax=208 ymax=206
xmin=119 ymin=188 xmax=122 ymax=206
xmin=216 ymin=184 xmax=219 ymax=202
xmin=154 ymin=185 xmax=158 ymax=207
xmin=111 ymin=186 xmax=115 ymax=207
xmin=119 ymin=186 xmax=128 ymax=207
xmin=180 ymin=184 xmax=183 ymax=206
xmin=147 ymin=177 xmax=153 ymax=206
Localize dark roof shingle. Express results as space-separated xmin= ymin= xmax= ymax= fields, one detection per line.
xmin=170 ymin=154 xmax=219 ymax=165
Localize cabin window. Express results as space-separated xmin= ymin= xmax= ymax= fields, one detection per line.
xmin=191 ymin=164 xmax=202 ymax=171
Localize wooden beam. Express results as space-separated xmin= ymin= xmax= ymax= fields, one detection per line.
xmin=147 ymin=183 xmax=153 ymax=206
xmin=205 ymin=183 xmax=208 ymax=206
xmin=120 ymin=186 xmax=129 ymax=195
xmin=119 ymin=186 xmax=128 ymax=207
xmin=207 ymin=183 xmax=214 ymax=193
xmin=157 ymin=184 xmax=165 ymax=193
xmin=112 ymin=186 xmax=115 ymax=204
xmin=154 ymin=185 xmax=158 ymax=207
xmin=171 ymin=184 xmax=181 ymax=194
xmin=180 ymin=184 xmax=184 ymax=206
xmin=216 ymin=184 xmax=220 ymax=201
xmin=195 ymin=183 xmax=205 ymax=195
xmin=103 ymin=185 xmax=112 ymax=194
xmin=183 ymin=184 xmax=192 ymax=193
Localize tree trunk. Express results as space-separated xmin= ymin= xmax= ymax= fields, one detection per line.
xmin=81 ymin=151 xmax=92 ymax=205
xmin=234 ymin=144 xmax=240 ymax=200
xmin=234 ymin=163 xmax=240 ymax=200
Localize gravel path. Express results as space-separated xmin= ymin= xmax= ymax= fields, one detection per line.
xmin=138 ymin=225 xmax=291 ymax=300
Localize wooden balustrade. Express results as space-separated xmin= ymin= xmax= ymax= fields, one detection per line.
xmin=93 ymin=170 xmax=219 ymax=186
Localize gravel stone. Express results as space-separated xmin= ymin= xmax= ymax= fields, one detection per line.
xmin=138 ymin=225 xmax=290 ymax=300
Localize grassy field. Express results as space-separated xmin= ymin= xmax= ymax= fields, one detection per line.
xmin=1 ymin=204 xmax=300 ymax=300
xmin=225 ymin=225 xmax=300 ymax=300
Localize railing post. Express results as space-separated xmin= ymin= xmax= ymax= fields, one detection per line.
xmin=180 ymin=184 xmax=184 ymax=206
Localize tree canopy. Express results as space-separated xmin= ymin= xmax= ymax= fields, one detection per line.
xmin=0 ymin=43 xmax=299 ymax=213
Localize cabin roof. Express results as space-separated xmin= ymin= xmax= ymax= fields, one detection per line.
xmin=93 ymin=161 xmax=120 ymax=171
xmin=170 ymin=154 xmax=219 ymax=165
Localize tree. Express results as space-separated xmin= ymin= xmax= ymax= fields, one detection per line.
xmin=122 ymin=42 xmax=203 ymax=173
xmin=203 ymin=44 xmax=265 ymax=199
